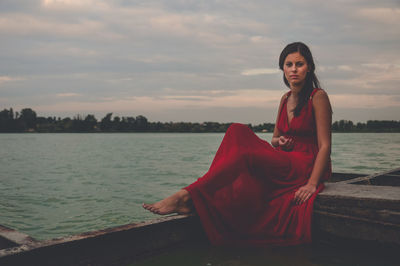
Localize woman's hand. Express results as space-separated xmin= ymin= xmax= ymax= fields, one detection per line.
xmin=278 ymin=136 xmax=294 ymax=151
xmin=293 ymin=183 xmax=317 ymax=205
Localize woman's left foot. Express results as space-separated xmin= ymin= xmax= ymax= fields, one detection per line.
xmin=142 ymin=189 xmax=193 ymax=215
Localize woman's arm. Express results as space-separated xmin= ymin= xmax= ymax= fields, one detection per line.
xmin=293 ymin=89 xmax=332 ymax=204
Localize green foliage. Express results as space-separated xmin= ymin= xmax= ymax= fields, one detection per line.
xmin=100 ymin=113 xmax=113 ymax=131
xmin=332 ymin=119 xmax=400 ymax=132
xmin=19 ymin=108 xmax=37 ymax=131
xmin=0 ymin=108 xmax=399 ymax=133
xmin=0 ymin=108 xmax=17 ymax=132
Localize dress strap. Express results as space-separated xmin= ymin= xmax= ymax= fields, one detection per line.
xmin=277 ymin=91 xmax=291 ymax=126
xmin=278 ymin=91 xmax=291 ymax=120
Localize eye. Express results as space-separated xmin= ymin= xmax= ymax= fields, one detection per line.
xmin=285 ymin=62 xmax=292 ymax=67
xmin=296 ymin=62 xmax=304 ymax=67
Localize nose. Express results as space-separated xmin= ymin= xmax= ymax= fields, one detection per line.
xmin=291 ymin=65 xmax=297 ymax=71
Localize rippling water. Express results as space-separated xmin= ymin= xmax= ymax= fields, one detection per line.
xmin=0 ymin=132 xmax=399 ymax=240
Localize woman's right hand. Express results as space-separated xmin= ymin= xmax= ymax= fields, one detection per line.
xmin=278 ymin=136 xmax=294 ymax=151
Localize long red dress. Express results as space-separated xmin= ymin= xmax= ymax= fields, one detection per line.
xmin=185 ymin=88 xmax=331 ymax=246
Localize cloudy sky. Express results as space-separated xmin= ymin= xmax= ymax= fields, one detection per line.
xmin=0 ymin=0 xmax=399 ymax=124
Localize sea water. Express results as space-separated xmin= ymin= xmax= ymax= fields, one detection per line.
xmin=0 ymin=133 xmax=399 ymax=240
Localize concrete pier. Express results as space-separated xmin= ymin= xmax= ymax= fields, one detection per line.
xmin=1 ymin=169 xmax=399 ymax=265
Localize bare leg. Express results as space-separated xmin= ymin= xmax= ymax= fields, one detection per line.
xmin=142 ymin=189 xmax=193 ymax=215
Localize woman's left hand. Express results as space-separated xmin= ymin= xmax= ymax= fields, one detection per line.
xmin=293 ymin=183 xmax=317 ymax=205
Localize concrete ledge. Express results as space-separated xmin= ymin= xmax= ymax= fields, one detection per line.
xmin=0 ymin=215 xmax=206 ymax=266
xmin=1 ymin=171 xmax=399 ymax=264
xmin=318 ymin=183 xmax=400 ymax=210
xmin=337 ymin=167 xmax=400 ymax=185
xmin=314 ymin=210 xmax=400 ymax=244
xmin=315 ymin=182 xmax=400 ymax=245
xmin=326 ymin=172 xmax=367 ymax=183
xmin=0 ymin=225 xmax=36 ymax=249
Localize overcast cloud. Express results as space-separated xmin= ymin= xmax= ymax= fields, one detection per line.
xmin=0 ymin=0 xmax=399 ymax=123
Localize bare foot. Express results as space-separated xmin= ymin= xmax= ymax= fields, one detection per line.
xmin=142 ymin=189 xmax=193 ymax=215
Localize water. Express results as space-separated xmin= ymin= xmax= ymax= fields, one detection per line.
xmin=0 ymin=133 xmax=399 ymax=240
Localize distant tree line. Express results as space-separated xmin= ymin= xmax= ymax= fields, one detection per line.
xmin=332 ymin=120 xmax=400 ymax=132
xmin=0 ymin=108 xmax=399 ymax=133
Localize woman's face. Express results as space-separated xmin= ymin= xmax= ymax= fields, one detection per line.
xmin=283 ymin=52 xmax=309 ymax=88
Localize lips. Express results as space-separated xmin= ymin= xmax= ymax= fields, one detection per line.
xmin=290 ymin=75 xmax=299 ymax=79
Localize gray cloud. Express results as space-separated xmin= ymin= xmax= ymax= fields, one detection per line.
xmin=0 ymin=0 xmax=399 ymax=123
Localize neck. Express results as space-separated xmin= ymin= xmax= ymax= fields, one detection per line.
xmin=290 ymin=83 xmax=304 ymax=97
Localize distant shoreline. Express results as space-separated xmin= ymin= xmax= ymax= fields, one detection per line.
xmin=1 ymin=107 xmax=399 ymax=133
xmin=1 ymin=131 xmax=400 ymax=134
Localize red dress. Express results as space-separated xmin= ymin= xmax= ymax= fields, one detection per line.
xmin=185 ymin=88 xmax=331 ymax=246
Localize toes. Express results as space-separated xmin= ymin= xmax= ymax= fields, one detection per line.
xmin=149 ymin=206 xmax=160 ymax=214
xmin=143 ymin=203 xmax=158 ymax=213
xmin=143 ymin=201 xmax=174 ymax=215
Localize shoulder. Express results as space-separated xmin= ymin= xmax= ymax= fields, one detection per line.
xmin=312 ymin=89 xmax=329 ymax=101
xmin=312 ymin=89 xmax=332 ymax=112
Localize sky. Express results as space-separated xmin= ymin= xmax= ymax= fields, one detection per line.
xmin=0 ymin=0 xmax=399 ymax=124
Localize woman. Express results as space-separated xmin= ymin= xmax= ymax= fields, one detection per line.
xmin=143 ymin=42 xmax=332 ymax=246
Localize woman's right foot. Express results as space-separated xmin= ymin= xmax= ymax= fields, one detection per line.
xmin=142 ymin=189 xmax=193 ymax=215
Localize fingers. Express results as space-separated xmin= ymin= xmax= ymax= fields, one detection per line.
xmin=279 ymin=136 xmax=294 ymax=150
xmin=278 ymin=136 xmax=287 ymax=146
xmin=293 ymin=189 xmax=313 ymax=205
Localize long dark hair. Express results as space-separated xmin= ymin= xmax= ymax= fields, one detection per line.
xmin=279 ymin=42 xmax=321 ymax=116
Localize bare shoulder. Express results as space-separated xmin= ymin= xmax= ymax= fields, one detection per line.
xmin=312 ymin=89 xmax=332 ymax=118
xmin=312 ymin=89 xmax=331 ymax=107
xmin=313 ymin=89 xmax=329 ymax=100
